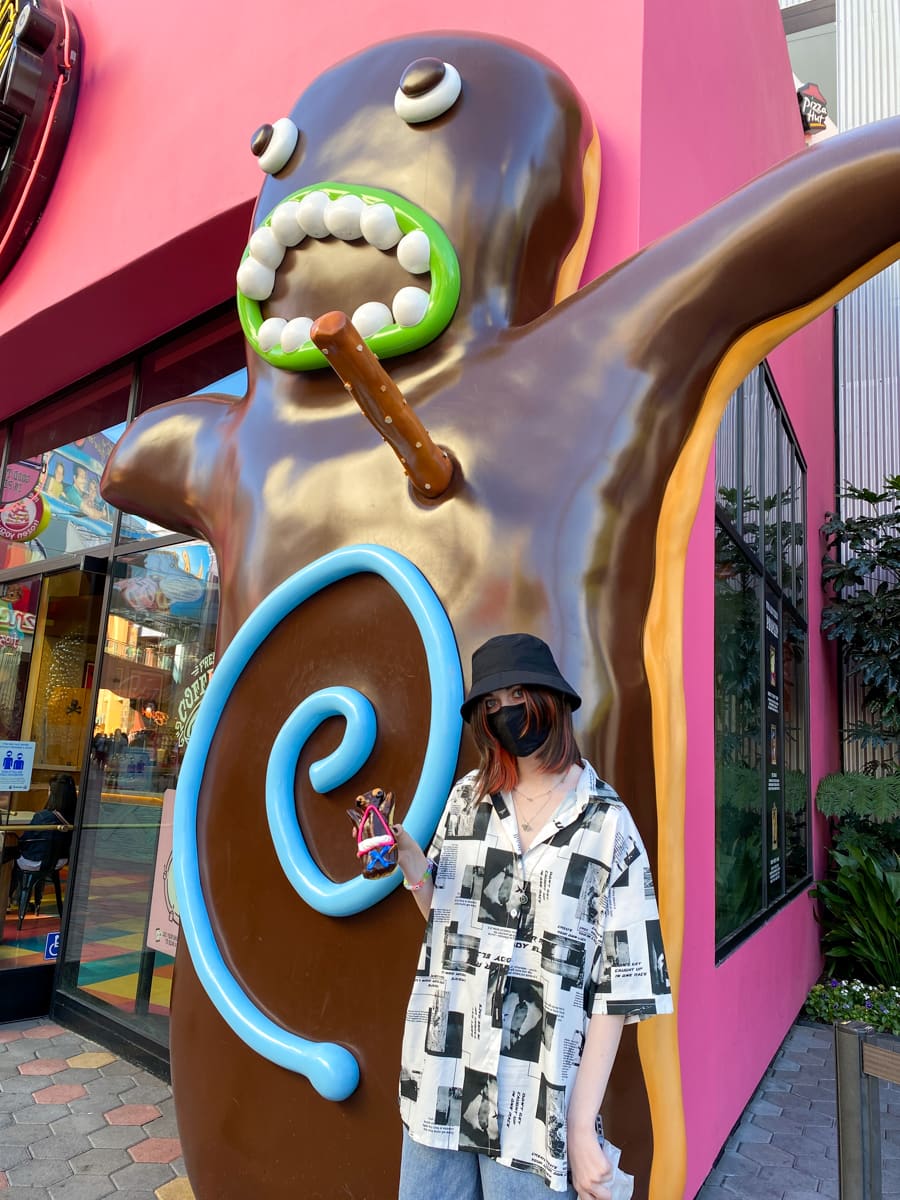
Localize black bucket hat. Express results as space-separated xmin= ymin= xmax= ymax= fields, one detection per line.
xmin=460 ymin=633 xmax=581 ymax=722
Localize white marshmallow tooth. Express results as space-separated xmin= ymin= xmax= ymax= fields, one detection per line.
xmin=297 ymin=190 xmax=330 ymax=238
xmin=359 ymin=203 xmax=402 ymax=250
xmin=249 ymin=226 xmax=286 ymax=270
xmin=324 ymin=194 xmax=366 ymax=241
xmin=270 ymin=201 xmax=306 ymax=247
xmin=281 ymin=317 xmax=315 ymax=353
xmin=396 ymin=229 xmax=431 ymax=274
xmin=258 ymin=317 xmax=288 ymax=351
xmin=392 ymin=286 xmax=430 ymax=328
xmin=237 ymin=257 xmax=276 ymax=302
xmin=351 ymin=301 xmax=394 ymax=339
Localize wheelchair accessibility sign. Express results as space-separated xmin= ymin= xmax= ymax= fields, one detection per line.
xmin=44 ymin=933 xmax=60 ymax=961
xmin=0 ymin=741 xmax=35 ymax=791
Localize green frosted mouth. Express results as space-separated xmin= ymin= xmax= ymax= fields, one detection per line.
xmin=236 ymin=182 xmax=461 ymax=371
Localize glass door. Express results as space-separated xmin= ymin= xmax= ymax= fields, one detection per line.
xmin=0 ymin=566 xmax=105 ymax=1015
xmin=57 ymin=541 xmax=219 ymax=1048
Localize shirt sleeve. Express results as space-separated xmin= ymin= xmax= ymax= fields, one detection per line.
xmin=588 ymin=804 xmax=674 ymax=1023
xmin=426 ymin=771 xmax=480 ymax=865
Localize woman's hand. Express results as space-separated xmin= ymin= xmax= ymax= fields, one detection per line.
xmin=391 ymin=824 xmax=434 ymax=919
xmin=567 ymin=1126 xmax=613 ymax=1200
xmin=391 ymin=823 xmax=422 ymax=860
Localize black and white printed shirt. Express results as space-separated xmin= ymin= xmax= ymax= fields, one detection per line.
xmin=399 ymin=761 xmax=673 ymax=1192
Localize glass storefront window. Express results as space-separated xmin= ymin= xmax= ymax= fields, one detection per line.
xmin=0 ymin=307 xmax=234 ymax=1035
xmin=714 ymin=533 xmax=764 ymax=943
xmin=1 ymin=567 xmax=104 ymax=976
xmin=0 ymin=577 xmax=41 ymax=740
xmin=714 ymin=364 xmax=810 ymax=956
xmin=58 ymin=542 xmax=218 ymax=1040
xmin=0 ymin=369 xmax=132 ymax=571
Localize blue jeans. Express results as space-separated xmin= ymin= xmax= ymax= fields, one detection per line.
xmin=399 ymin=1127 xmax=577 ymax=1199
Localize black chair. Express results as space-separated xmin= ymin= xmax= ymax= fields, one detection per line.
xmin=14 ymin=814 xmax=71 ymax=930
xmin=17 ymin=864 xmax=65 ymax=930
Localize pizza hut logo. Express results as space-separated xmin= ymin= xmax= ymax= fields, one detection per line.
xmin=797 ymin=82 xmax=828 ymax=134
xmin=0 ymin=0 xmax=81 ymax=285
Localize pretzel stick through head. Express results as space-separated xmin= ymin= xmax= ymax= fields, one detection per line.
xmin=310 ymin=311 xmax=454 ymax=499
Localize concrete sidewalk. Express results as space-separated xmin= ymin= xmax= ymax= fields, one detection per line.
xmin=1 ymin=1017 xmax=898 ymax=1198
xmin=697 ymin=1022 xmax=900 ymax=1200
xmin=0 ymin=1018 xmax=191 ymax=1198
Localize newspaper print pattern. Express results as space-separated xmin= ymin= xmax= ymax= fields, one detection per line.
xmin=399 ymin=761 xmax=673 ymax=1191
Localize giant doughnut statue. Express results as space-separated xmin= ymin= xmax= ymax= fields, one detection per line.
xmin=101 ymin=32 xmax=900 ymax=1200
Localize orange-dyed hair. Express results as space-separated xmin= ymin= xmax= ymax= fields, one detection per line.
xmin=469 ymin=686 xmax=581 ymax=800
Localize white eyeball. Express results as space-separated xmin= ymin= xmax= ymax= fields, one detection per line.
xmin=359 ymin=203 xmax=402 ymax=250
xmin=324 ymin=194 xmax=366 ymax=241
xmin=392 ymin=287 xmax=430 ymax=327
xmin=397 ymin=230 xmax=431 ymax=274
xmin=394 ymin=61 xmax=461 ymax=125
xmin=237 ymin=258 xmax=276 ymax=301
xmin=258 ymin=317 xmax=287 ymax=351
xmin=270 ymin=201 xmax=306 ymax=247
xmin=253 ymin=117 xmax=300 ymax=175
xmin=351 ymin=302 xmax=394 ymax=338
xmin=281 ymin=317 xmax=314 ymax=352
xmin=249 ymin=227 xmax=286 ymax=270
xmin=297 ymin=191 xmax=330 ymax=238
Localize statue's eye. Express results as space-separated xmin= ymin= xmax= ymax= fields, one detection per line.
xmin=394 ymin=59 xmax=462 ymax=125
xmin=250 ymin=117 xmax=299 ymax=174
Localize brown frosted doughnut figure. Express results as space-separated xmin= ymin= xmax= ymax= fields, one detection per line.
xmin=101 ymin=31 xmax=900 ymax=1200
xmin=349 ymin=787 xmax=398 ymax=878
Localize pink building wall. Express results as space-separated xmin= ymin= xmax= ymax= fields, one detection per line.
xmin=0 ymin=1 xmax=839 ymax=1194
xmin=630 ymin=2 xmax=839 ymax=1193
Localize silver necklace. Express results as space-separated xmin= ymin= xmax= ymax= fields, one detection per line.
xmin=513 ymin=777 xmax=565 ymax=832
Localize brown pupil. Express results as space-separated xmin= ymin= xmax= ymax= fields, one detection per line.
xmin=251 ymin=124 xmax=273 ymax=157
xmin=400 ymin=58 xmax=445 ymax=98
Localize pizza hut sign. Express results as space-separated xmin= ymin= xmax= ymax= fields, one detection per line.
xmin=797 ymin=82 xmax=828 ymax=134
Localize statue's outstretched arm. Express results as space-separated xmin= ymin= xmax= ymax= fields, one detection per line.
xmin=581 ymin=114 xmax=900 ymax=382
xmin=101 ymin=395 xmax=237 ymax=541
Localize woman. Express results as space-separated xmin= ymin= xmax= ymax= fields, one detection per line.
xmin=392 ymin=633 xmax=672 ymax=1200
xmin=6 ymin=774 xmax=78 ymax=910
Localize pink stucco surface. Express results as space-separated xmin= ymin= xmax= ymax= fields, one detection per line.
xmin=0 ymin=1 xmax=840 ymax=1195
xmin=634 ymin=2 xmax=838 ymax=1192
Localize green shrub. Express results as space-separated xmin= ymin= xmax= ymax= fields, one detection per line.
xmin=805 ymin=978 xmax=900 ymax=1037
xmin=810 ymin=846 xmax=900 ymax=986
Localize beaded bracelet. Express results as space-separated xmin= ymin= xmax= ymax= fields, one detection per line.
xmin=403 ymin=859 xmax=435 ymax=891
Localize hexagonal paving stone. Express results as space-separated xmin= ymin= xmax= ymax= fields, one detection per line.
xmin=33 ymin=1084 xmax=88 ymax=1104
xmin=69 ymin=1147 xmax=132 ymax=1175
xmin=110 ymin=1162 xmax=176 ymax=1191
xmin=66 ymin=1053 xmax=116 ymax=1070
xmin=104 ymin=1104 xmax=161 ymax=1126
xmin=18 ymin=1058 xmax=69 ymax=1076
xmin=12 ymin=1103 xmax=71 ymax=1122
xmin=7 ymin=1157 xmax=73 ymax=1186
xmin=0 ymin=1123 xmax=51 ymax=1146
xmin=49 ymin=1177 xmax=117 ymax=1199
xmin=22 ymin=1025 xmax=66 ymax=1039
xmin=155 ymin=1180 xmax=196 ymax=1200
xmin=87 ymin=1125 xmax=144 ymax=1149
xmin=49 ymin=1114 xmax=108 ymax=1137
xmin=31 ymin=1133 xmax=95 ymax=1160
xmin=128 ymin=1138 xmax=182 ymax=1164
xmin=0 ymin=1031 xmax=24 ymax=1044
xmin=0 ymin=1145 xmax=30 ymax=1171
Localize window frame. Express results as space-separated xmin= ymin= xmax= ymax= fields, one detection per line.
xmin=714 ymin=362 xmax=812 ymax=962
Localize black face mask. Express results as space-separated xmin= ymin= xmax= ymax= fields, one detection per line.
xmin=487 ymin=704 xmax=550 ymax=758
